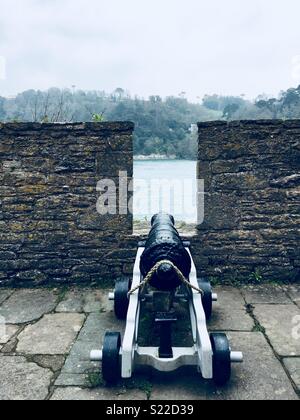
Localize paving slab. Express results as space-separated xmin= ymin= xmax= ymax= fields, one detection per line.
xmin=0 ymin=289 xmax=58 ymax=324
xmin=56 ymin=303 xmax=125 ymax=386
xmin=55 ymin=373 xmax=88 ymax=387
xmin=283 ymin=285 xmax=300 ymax=307
xmin=0 ymin=289 xmax=14 ymax=305
xmin=0 ymin=324 xmax=20 ymax=344
xmin=208 ymin=309 xmax=254 ymax=332
xmin=32 ymin=355 xmax=66 ymax=372
xmin=214 ymin=287 xmax=246 ymax=310
xmin=56 ymin=288 xmax=110 ymax=313
xmin=17 ymin=313 xmax=85 ymax=355
xmin=150 ymin=368 xmax=209 ymax=401
xmin=60 ymin=345 xmax=100 ymax=376
xmin=208 ymin=287 xmax=254 ymax=332
xmin=1 ymin=286 xmax=299 ymax=400
xmin=83 ymin=290 xmax=110 ymax=313
xmin=208 ymin=332 xmax=298 ymax=400
xmin=242 ymin=284 xmax=291 ymax=305
xmin=254 ymin=305 xmax=300 ymax=357
xmin=150 ymin=332 xmax=298 ymax=400
xmin=283 ymin=358 xmax=300 ymax=391
xmin=1 ymin=337 xmax=18 ymax=353
xmin=56 ymin=289 xmax=84 ymax=313
xmin=51 ymin=387 xmax=147 ymax=401
xmin=0 ymin=356 xmax=52 ymax=400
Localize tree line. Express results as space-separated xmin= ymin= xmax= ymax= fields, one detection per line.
xmin=1 ymin=86 xmax=300 ymax=159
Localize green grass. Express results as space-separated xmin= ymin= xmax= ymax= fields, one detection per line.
xmin=209 ymin=276 xmax=241 ymax=288
xmin=248 ymin=269 xmax=263 ymax=284
xmin=86 ymin=371 xmax=105 ymax=388
xmin=55 ymin=286 xmax=68 ymax=304
xmin=252 ymin=323 xmax=266 ymax=334
xmin=124 ymin=377 xmax=153 ymax=399
xmin=86 ymin=370 xmax=153 ymax=399
xmin=246 ymin=304 xmax=266 ymax=334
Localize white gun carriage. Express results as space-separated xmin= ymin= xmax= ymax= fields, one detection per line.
xmin=91 ymin=214 xmax=243 ymax=385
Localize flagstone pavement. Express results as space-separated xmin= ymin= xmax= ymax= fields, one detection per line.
xmin=0 ymin=284 xmax=299 ymax=400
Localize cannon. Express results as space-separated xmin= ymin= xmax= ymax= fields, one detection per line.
xmin=140 ymin=213 xmax=191 ymax=292
xmin=91 ymin=214 xmax=243 ymax=386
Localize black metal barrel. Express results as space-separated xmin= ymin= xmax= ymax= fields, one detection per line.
xmin=140 ymin=214 xmax=191 ymax=291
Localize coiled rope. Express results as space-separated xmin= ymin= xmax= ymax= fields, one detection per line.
xmin=128 ymin=260 xmax=204 ymax=297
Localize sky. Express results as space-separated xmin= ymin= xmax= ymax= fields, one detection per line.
xmin=0 ymin=0 xmax=300 ymax=102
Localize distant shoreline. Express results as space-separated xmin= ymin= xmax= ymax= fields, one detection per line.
xmin=133 ymin=220 xmax=197 ymax=236
xmin=134 ymin=155 xmax=196 ymax=161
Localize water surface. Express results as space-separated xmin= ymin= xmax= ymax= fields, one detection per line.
xmin=133 ymin=160 xmax=197 ymax=223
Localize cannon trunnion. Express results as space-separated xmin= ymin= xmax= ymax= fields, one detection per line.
xmin=91 ymin=214 xmax=243 ymax=386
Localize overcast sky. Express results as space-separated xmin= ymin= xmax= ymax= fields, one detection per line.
xmin=0 ymin=0 xmax=300 ymax=101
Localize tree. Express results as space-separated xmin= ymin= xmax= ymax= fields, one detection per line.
xmin=114 ymin=88 xmax=125 ymax=101
xmin=280 ymin=86 xmax=300 ymax=118
xmin=202 ymin=94 xmax=245 ymax=112
xmin=0 ymin=96 xmax=5 ymax=120
xmin=5 ymin=84 xmax=300 ymax=158
xmin=255 ymin=98 xmax=279 ymax=119
xmin=223 ymin=103 xmax=240 ymax=121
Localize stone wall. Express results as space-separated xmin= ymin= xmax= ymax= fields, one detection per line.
xmin=192 ymin=120 xmax=300 ymax=282
xmin=1 ymin=120 xmax=299 ymax=287
xmin=0 ymin=122 xmax=135 ymax=286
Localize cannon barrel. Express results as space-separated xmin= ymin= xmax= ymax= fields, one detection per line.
xmin=140 ymin=214 xmax=191 ymax=291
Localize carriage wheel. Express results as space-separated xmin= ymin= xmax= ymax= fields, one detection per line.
xmin=114 ymin=277 xmax=131 ymax=320
xmin=102 ymin=332 xmax=121 ymax=384
xmin=210 ymin=333 xmax=231 ymax=386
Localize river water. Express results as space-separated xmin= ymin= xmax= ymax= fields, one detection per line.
xmin=133 ymin=160 xmax=197 ymax=223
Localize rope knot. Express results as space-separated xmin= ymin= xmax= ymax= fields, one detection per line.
xmin=128 ymin=260 xmax=204 ymax=297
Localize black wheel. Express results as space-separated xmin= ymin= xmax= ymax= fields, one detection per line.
xmin=198 ymin=278 xmax=213 ymax=320
xmin=102 ymin=332 xmax=121 ymax=384
xmin=114 ymin=277 xmax=131 ymax=320
xmin=210 ymin=333 xmax=231 ymax=386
